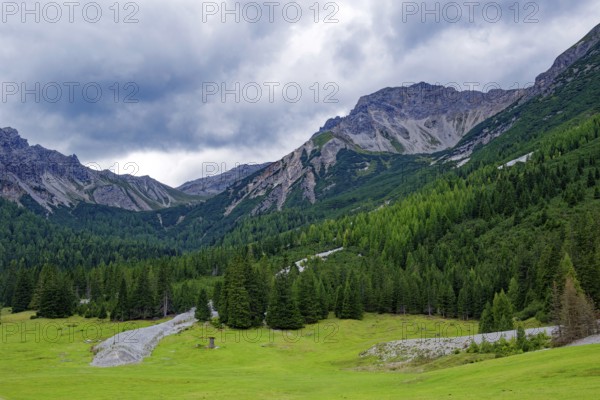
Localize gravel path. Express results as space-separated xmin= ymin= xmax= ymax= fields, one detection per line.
xmin=91 ymin=309 xmax=196 ymax=367
xmin=361 ymin=326 xmax=557 ymax=362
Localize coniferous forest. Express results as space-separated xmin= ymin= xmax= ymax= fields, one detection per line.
xmin=2 ymin=27 xmax=600 ymax=340
xmin=1 ymin=113 xmax=599 ymax=334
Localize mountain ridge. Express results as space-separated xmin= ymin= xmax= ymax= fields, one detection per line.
xmin=0 ymin=128 xmax=199 ymax=212
xmin=178 ymin=162 xmax=271 ymax=197
xmin=220 ymin=23 xmax=600 ymax=216
xmin=2 ymin=23 xmax=600 ymax=217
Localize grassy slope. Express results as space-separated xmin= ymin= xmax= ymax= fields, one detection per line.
xmin=0 ymin=310 xmax=598 ymax=399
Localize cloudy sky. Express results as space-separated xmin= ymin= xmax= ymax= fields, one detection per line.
xmin=0 ymin=0 xmax=598 ymax=186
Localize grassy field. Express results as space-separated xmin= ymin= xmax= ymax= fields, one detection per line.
xmin=0 ymin=310 xmax=598 ymax=399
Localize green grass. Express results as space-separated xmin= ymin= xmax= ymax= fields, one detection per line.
xmin=313 ymin=131 xmax=334 ymax=149
xmin=0 ymin=310 xmax=598 ymax=399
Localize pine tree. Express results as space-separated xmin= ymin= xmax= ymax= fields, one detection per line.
xmin=491 ymin=290 xmax=514 ymax=332
xmin=378 ymin=278 xmax=394 ymax=314
xmin=516 ymin=325 xmax=527 ymax=351
xmin=507 ymin=277 xmax=520 ymax=310
xmin=587 ymin=170 xmax=595 ymax=188
xmin=296 ymin=269 xmax=321 ymax=324
xmin=37 ymin=266 xmax=75 ymax=319
xmin=334 ymin=286 xmax=343 ymax=318
xmin=243 ymin=259 xmax=267 ymax=327
xmin=97 ymin=303 xmax=107 ymax=319
xmin=195 ymin=288 xmax=211 ymax=322
xmin=478 ymin=302 xmax=494 ymax=333
xmin=157 ymin=263 xmax=173 ymax=318
xmin=131 ymin=267 xmax=155 ymax=319
xmin=223 ymin=261 xmax=252 ymax=329
xmin=174 ymin=282 xmax=196 ymax=314
xmin=340 ymin=272 xmax=363 ymax=320
xmin=317 ymin=280 xmax=330 ymax=319
xmin=111 ymin=278 xmax=130 ymax=321
xmin=555 ymin=277 xmax=598 ymax=345
xmin=11 ymin=269 xmax=33 ymax=313
xmin=212 ymin=280 xmax=223 ymax=312
xmin=266 ymin=272 xmax=303 ymax=330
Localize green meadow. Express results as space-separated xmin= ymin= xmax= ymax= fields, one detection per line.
xmin=0 ymin=310 xmax=598 ymax=399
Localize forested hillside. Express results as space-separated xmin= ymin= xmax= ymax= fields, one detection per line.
xmin=1 ymin=24 xmax=599 ymax=333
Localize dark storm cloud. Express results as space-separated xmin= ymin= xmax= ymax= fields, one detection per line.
xmin=0 ymin=0 xmax=597 ymax=184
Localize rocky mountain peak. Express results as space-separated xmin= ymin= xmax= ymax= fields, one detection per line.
xmin=0 ymin=127 xmax=29 ymax=151
xmin=324 ymin=82 xmax=524 ymax=155
xmin=533 ymin=23 xmax=600 ymax=94
xmin=223 ymin=24 xmax=600 ymax=216
xmin=0 ymin=128 xmax=199 ymax=211
xmin=178 ymin=163 xmax=271 ymax=197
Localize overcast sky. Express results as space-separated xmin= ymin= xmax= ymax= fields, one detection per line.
xmin=0 ymin=0 xmax=598 ymax=186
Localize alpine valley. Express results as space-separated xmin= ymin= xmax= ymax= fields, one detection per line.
xmin=1 ymin=21 xmax=600 ymax=400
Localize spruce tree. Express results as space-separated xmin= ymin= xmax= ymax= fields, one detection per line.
xmin=317 ymin=280 xmax=330 ymax=319
xmin=478 ymin=302 xmax=494 ymax=333
xmin=340 ymin=272 xmax=363 ymax=320
xmin=224 ymin=262 xmax=252 ymax=329
xmin=11 ymin=269 xmax=33 ymax=313
xmin=111 ymin=278 xmax=130 ymax=321
xmin=266 ymin=272 xmax=303 ymax=330
xmin=491 ymin=290 xmax=514 ymax=332
xmin=587 ymin=170 xmax=595 ymax=188
xmin=97 ymin=303 xmax=108 ymax=319
xmin=555 ymin=277 xmax=598 ymax=345
xmin=212 ymin=280 xmax=223 ymax=312
xmin=37 ymin=266 xmax=75 ymax=318
xmin=157 ymin=263 xmax=173 ymax=318
xmin=334 ymin=286 xmax=343 ymax=318
xmin=131 ymin=267 xmax=155 ymax=319
xmin=243 ymin=259 xmax=267 ymax=327
xmin=174 ymin=282 xmax=196 ymax=314
xmin=296 ymin=269 xmax=321 ymax=324
xmin=195 ymin=288 xmax=211 ymax=322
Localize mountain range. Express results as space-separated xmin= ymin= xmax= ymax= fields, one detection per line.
xmin=1 ymin=23 xmax=600 ymax=224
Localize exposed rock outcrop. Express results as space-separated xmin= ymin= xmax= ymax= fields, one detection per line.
xmin=0 ymin=128 xmax=199 ymax=211
xmin=178 ymin=162 xmax=270 ymax=197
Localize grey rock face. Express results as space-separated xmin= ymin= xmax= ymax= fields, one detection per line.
xmin=0 ymin=128 xmax=198 ymax=211
xmin=328 ymin=83 xmax=524 ymax=155
xmin=226 ymin=83 xmax=524 ymax=215
xmin=531 ymin=23 xmax=600 ymax=96
xmin=445 ymin=22 xmax=600 ymax=164
xmin=178 ymin=163 xmax=270 ymax=197
xmin=225 ymin=24 xmax=600 ymax=215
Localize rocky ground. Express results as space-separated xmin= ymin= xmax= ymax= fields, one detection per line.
xmin=567 ymin=334 xmax=600 ymax=347
xmin=91 ymin=310 xmax=196 ymax=367
xmin=360 ymin=326 xmax=557 ymax=363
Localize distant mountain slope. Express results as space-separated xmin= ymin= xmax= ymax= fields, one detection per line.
xmin=222 ymin=84 xmax=524 ymax=216
xmin=445 ymin=22 xmax=600 ymax=164
xmin=221 ymin=24 xmax=600 ymax=217
xmin=319 ymin=83 xmax=524 ymax=154
xmin=0 ymin=128 xmax=200 ymax=212
xmin=178 ymin=163 xmax=270 ymax=197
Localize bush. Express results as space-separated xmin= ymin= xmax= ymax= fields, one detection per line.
xmin=515 ymin=300 xmax=544 ymax=320
xmin=529 ymin=332 xmax=551 ymax=350
xmin=467 ymin=341 xmax=480 ymax=353
xmin=210 ymin=318 xmax=223 ymax=330
xmin=480 ymin=338 xmax=494 ymax=353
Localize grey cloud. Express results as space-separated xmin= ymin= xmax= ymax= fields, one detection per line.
xmin=0 ymin=0 xmax=597 ymax=177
